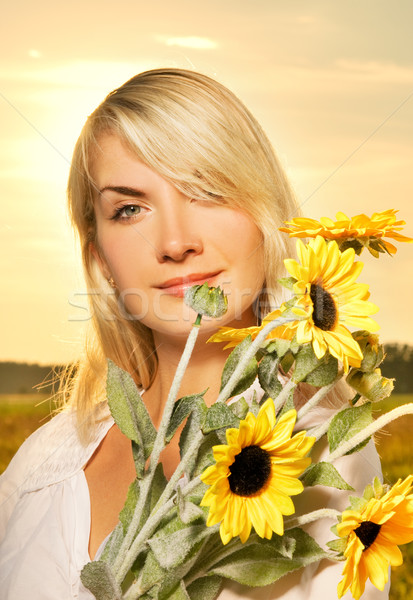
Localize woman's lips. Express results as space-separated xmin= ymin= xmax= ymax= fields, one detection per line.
xmin=157 ymin=272 xmax=221 ymax=298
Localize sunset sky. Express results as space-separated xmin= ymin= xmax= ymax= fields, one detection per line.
xmin=1 ymin=0 xmax=412 ymax=365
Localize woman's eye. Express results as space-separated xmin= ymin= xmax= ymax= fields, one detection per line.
xmin=111 ymin=205 xmax=142 ymax=220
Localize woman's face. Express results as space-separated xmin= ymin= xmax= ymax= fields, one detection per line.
xmin=91 ymin=133 xmax=266 ymax=341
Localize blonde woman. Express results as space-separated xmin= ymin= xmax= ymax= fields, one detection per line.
xmin=0 ymin=69 xmax=387 ymax=599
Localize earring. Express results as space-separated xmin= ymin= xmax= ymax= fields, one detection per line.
xmin=108 ymin=276 xmax=117 ymax=289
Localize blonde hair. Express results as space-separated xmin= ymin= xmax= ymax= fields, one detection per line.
xmin=66 ymin=68 xmax=303 ymax=432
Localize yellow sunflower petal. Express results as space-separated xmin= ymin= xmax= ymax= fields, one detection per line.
xmin=280 ymin=209 xmax=411 ymax=255
xmin=362 ymin=549 xmax=389 ymax=591
xmin=336 ymin=475 xmax=413 ymax=597
xmin=200 ymin=399 xmax=313 ymax=543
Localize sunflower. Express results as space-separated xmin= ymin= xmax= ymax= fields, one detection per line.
xmin=206 ymin=309 xmax=293 ymax=349
xmin=282 ymin=236 xmax=379 ymax=371
xmin=200 ymin=398 xmax=315 ymax=545
xmin=279 ymin=209 xmax=412 ymax=256
xmin=336 ymin=476 xmax=413 ymax=600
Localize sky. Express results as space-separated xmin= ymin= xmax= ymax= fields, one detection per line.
xmin=1 ymin=0 xmax=412 ymax=365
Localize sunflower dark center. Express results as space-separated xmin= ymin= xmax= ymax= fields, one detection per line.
xmin=228 ymin=445 xmax=272 ymax=496
xmin=354 ymin=521 xmax=381 ymax=551
xmin=310 ymin=284 xmax=337 ymax=330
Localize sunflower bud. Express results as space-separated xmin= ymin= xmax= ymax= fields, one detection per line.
xmin=346 ymin=367 xmax=394 ymax=402
xmin=352 ymin=331 xmax=385 ymax=372
xmin=184 ymin=283 xmax=228 ymax=319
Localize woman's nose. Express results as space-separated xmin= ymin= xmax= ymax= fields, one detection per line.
xmin=155 ymin=195 xmax=203 ymax=263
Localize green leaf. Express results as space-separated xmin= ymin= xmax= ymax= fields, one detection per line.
xmin=202 ymin=402 xmax=240 ymax=433
xmin=278 ymin=276 xmax=297 ymax=290
xmin=176 ymin=485 xmax=206 ymax=525
xmin=280 ymin=351 xmax=294 ymax=374
xmin=141 ymin=525 xmax=216 ymax=598
xmin=186 ymin=575 xmax=222 ymax=600
xmin=349 ymin=495 xmax=368 ymax=511
xmin=362 ymin=483 xmax=375 ymax=502
xmin=210 ymin=528 xmax=326 ymax=587
xmin=368 ymin=238 xmax=389 ymax=255
xmin=161 ymin=581 xmax=190 ymax=600
xmin=328 ymin=403 xmax=373 ymax=453
xmin=119 ymin=479 xmax=140 ymax=534
xmin=148 ymin=523 xmax=211 ymax=570
xmin=192 ymin=432 xmax=221 ymax=477
xmin=272 ymin=338 xmax=292 ymax=358
xmin=166 ymin=393 xmax=207 ymax=443
xmin=247 ymin=390 xmax=261 ymax=416
xmin=228 ymin=396 xmax=249 ymax=419
xmin=106 ymin=359 xmax=156 ymax=477
xmin=266 ymin=533 xmax=296 ymax=559
xmin=327 ymin=537 xmax=347 ymax=554
xmin=185 ymin=478 xmax=210 ymax=506
xmin=80 ymin=560 xmax=123 ymax=600
xmin=209 ymin=528 xmax=327 ymax=587
xmin=100 ymin=522 xmax=124 ymax=564
xmin=270 ymin=527 xmax=327 ymax=564
xmin=210 ymin=544 xmax=292 ymax=586
xmin=139 ymin=549 xmax=168 ymax=592
xmin=220 ymin=335 xmax=258 ymax=397
xmin=339 ymin=238 xmax=364 ymax=255
xmin=119 ymin=467 xmax=167 ymax=544
xmin=373 ymin=476 xmax=384 ymax=499
xmin=292 ymin=345 xmax=324 ymax=383
xmin=305 ymin=354 xmax=338 ymax=387
xmin=301 ymin=462 xmax=354 ymax=490
xmin=258 ymin=354 xmax=282 ymax=398
xmin=346 ymin=437 xmax=371 ymax=456
xmin=289 ymin=337 xmax=300 ymax=355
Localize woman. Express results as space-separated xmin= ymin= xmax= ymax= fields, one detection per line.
xmin=0 ymin=69 xmax=387 ymax=599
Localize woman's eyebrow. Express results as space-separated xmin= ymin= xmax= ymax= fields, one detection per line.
xmin=99 ymin=185 xmax=146 ymax=198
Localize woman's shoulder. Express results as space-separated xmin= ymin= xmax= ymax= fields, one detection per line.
xmin=0 ymin=404 xmax=114 ymax=498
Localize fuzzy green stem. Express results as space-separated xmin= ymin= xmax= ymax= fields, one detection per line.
xmin=284 ymin=508 xmax=341 ymax=529
xmin=296 ymin=375 xmax=342 ymax=422
xmin=326 ymin=403 xmax=413 ymax=463
xmin=216 ymin=313 xmax=299 ymax=404
xmin=112 ymin=320 xmax=202 ymax=578
xmin=308 ymin=412 xmax=337 ymax=442
xmin=149 ymin=320 xmax=202 ymax=471
xmin=272 ymin=378 xmax=296 ymax=413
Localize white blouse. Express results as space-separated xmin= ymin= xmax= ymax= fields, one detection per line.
xmin=0 ymin=386 xmax=389 ymax=600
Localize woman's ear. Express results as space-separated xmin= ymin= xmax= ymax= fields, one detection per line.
xmin=89 ymin=241 xmax=111 ymax=280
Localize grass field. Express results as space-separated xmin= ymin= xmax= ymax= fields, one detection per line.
xmin=1 ymin=392 xmax=412 ymax=598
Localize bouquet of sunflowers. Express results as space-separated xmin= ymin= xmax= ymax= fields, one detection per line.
xmin=81 ymin=209 xmax=413 ymax=600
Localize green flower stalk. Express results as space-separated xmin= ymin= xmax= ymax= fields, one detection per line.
xmin=326 ymin=403 xmax=413 ymax=463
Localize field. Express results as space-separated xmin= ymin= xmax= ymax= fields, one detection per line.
xmin=1 ymin=393 xmax=413 ymax=598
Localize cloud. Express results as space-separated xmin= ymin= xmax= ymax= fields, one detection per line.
xmin=28 ymin=49 xmax=42 ymax=59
